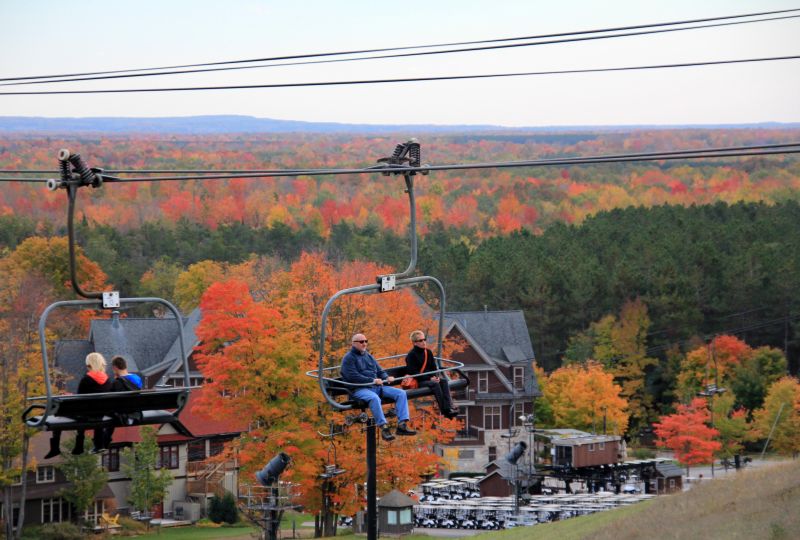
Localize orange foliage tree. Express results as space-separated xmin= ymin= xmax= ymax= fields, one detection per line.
xmin=0 ymin=237 xmax=108 ymax=537
xmin=192 ymin=252 xmax=460 ymax=518
xmin=539 ymin=362 xmax=629 ymax=434
xmin=654 ymin=397 xmax=721 ymax=474
xmin=676 ymin=335 xmax=751 ymax=401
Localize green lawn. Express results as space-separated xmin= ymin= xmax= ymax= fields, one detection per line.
xmin=137 ymin=524 xmax=256 ymax=539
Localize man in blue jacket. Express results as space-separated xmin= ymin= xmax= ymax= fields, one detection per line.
xmin=341 ymin=333 xmax=416 ymax=441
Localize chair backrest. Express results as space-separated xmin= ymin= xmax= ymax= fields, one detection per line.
xmin=49 ymin=388 xmax=188 ymax=418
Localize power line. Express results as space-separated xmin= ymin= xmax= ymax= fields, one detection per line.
xmin=2 ymin=143 xmax=798 ymax=184
xmin=4 ymin=7 xmax=797 ymax=84
xmin=5 ymin=14 xmax=798 ymax=88
xmin=1 ymin=54 xmax=797 ymax=96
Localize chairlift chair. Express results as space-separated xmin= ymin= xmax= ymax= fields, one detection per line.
xmin=21 ymin=150 xmax=191 ymax=433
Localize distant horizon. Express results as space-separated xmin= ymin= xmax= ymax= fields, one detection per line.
xmin=1 ymin=114 xmax=799 ymax=135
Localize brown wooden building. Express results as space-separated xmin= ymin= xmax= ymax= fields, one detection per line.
xmin=652 ymin=462 xmax=683 ymax=494
xmin=436 ymin=310 xmax=541 ymax=474
xmin=552 ymin=435 xmax=623 ymax=468
xmin=377 ymin=489 xmax=416 ymax=535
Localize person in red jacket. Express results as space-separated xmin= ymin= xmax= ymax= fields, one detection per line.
xmin=404 ymin=330 xmax=459 ymax=419
xmin=44 ymin=352 xmax=112 ymax=459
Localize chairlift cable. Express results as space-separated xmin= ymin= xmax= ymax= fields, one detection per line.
xmin=1 ymin=143 xmax=799 ymax=184
xmin=1 ymin=54 xmax=797 ymax=96
xmin=4 ymin=7 xmax=797 ymax=83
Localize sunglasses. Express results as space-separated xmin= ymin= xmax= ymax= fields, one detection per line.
xmin=353 ymin=339 xmax=368 ymax=344
xmin=414 ymin=338 xmax=426 ymax=343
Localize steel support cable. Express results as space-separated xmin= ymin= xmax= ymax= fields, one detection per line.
xmin=4 ymin=7 xmax=798 ymax=84
xmin=4 ymin=14 xmax=799 ymax=87
xmin=4 ymin=141 xmax=799 ymax=175
xmin=2 ymin=147 xmax=796 ymax=184
xmin=2 ymin=144 xmax=799 ymax=183
xmin=2 ymin=55 xmax=797 ymax=96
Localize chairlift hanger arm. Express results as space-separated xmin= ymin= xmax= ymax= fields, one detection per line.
xmin=49 ymin=149 xmax=122 ymax=301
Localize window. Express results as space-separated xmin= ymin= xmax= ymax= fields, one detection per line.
xmin=477 ymin=372 xmax=489 ymax=393
xmin=188 ymin=440 xmax=206 ymax=462
xmin=85 ymin=500 xmax=105 ymax=526
xmin=102 ymin=448 xmax=120 ymax=472
xmin=484 ymin=406 xmax=501 ymax=430
xmin=158 ymin=445 xmax=180 ymax=469
xmin=488 ymin=446 xmax=497 ymax=463
xmin=599 ymin=441 xmax=605 ymax=450
xmin=669 ymin=478 xmax=676 ymax=489
xmin=588 ymin=444 xmax=595 ymax=452
xmin=209 ymin=440 xmax=225 ymax=457
xmin=387 ymin=510 xmax=397 ymax=525
xmin=513 ymin=367 xmax=525 ymax=391
xmin=399 ymin=508 xmax=412 ymax=524
xmin=37 ymin=466 xmax=55 ymax=483
xmin=41 ymin=498 xmax=70 ymax=524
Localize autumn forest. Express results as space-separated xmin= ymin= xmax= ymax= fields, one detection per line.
xmin=2 ymin=127 xmax=800 ymax=515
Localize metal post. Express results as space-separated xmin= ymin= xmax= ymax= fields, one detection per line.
xmin=760 ymin=403 xmax=786 ymax=460
xmin=366 ymin=419 xmax=377 ymax=540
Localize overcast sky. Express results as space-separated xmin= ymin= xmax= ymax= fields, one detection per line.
xmin=1 ymin=0 xmax=798 ymax=127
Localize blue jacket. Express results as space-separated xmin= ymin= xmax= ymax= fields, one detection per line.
xmin=341 ymin=347 xmax=387 ymax=385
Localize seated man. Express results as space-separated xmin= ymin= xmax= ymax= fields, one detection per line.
xmin=405 ymin=330 xmax=459 ymax=419
xmin=101 ymin=355 xmax=144 ymax=449
xmin=341 ymin=333 xmax=416 ymax=441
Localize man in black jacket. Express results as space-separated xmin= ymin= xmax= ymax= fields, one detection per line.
xmin=99 ymin=356 xmax=145 ymax=450
xmin=404 ymin=330 xmax=459 ymax=419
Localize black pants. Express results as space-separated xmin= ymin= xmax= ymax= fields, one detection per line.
xmin=49 ymin=427 xmax=103 ymax=454
xmin=422 ymin=378 xmax=454 ymax=414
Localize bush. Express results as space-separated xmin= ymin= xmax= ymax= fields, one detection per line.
xmin=35 ymin=522 xmax=84 ymax=540
xmin=208 ymin=492 xmax=238 ymax=524
xmin=630 ymin=446 xmax=656 ymax=459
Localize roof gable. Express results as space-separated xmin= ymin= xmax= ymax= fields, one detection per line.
xmin=89 ymin=315 xmax=181 ymax=372
xmin=445 ymin=311 xmax=535 ymax=363
xmin=377 ymin=489 xmax=415 ymax=507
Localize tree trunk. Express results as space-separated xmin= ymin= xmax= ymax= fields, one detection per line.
xmin=3 ymin=483 xmax=13 ymax=540
xmin=13 ymin=434 xmax=30 ymax=540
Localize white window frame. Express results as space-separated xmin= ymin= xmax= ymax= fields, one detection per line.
xmin=41 ymin=498 xmax=70 ymax=524
xmin=37 ymin=466 xmax=55 ymax=484
xmin=599 ymin=441 xmax=605 ymax=450
xmin=588 ymin=443 xmax=595 ymax=452
xmin=513 ymin=367 xmax=525 ymax=391
xmin=484 ymin=405 xmax=501 ymax=430
xmin=477 ymin=372 xmax=489 ymax=393
xmin=85 ymin=500 xmax=105 ymax=526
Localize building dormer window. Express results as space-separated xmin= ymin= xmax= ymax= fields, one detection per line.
xmin=513 ymin=367 xmax=524 ymax=391
xmin=37 ymin=466 xmax=55 ymax=484
xmin=478 ymin=372 xmax=489 ymax=393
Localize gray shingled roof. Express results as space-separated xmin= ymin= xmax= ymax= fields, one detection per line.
xmin=377 ymin=489 xmax=416 ymax=508
xmin=444 ymin=311 xmax=535 ymax=363
xmin=655 ymin=462 xmax=684 ymax=478
xmin=155 ymin=308 xmax=203 ymax=384
xmin=445 ymin=310 xmax=540 ymax=396
xmin=89 ymin=314 xmax=183 ymax=372
xmin=55 ymin=309 xmax=202 ymax=390
xmin=54 ymin=339 xmax=95 ymax=393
